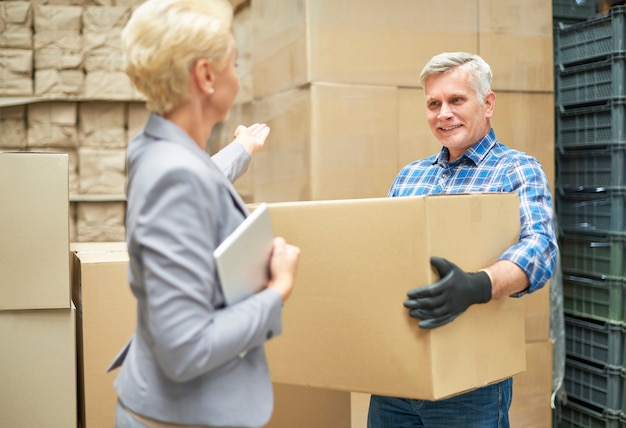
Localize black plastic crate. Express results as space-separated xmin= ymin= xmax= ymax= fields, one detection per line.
xmin=565 ymin=315 xmax=626 ymax=367
xmin=564 ymin=274 xmax=626 ymax=323
xmin=556 ymin=146 xmax=626 ymax=190
xmin=555 ymin=399 xmax=623 ymax=428
xmin=560 ymin=233 xmax=626 ymax=278
xmin=565 ymin=358 xmax=625 ymax=412
xmin=556 ymin=188 xmax=626 ymax=235
xmin=556 ymin=54 xmax=626 ymax=107
xmin=556 ymin=101 xmax=626 ymax=148
xmin=555 ymin=6 xmax=626 ymax=66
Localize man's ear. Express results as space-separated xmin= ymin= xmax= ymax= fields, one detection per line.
xmin=484 ymin=91 xmax=496 ymax=119
xmin=191 ymin=58 xmax=215 ymax=95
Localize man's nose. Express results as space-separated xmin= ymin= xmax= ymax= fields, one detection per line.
xmin=438 ymin=103 xmax=453 ymax=120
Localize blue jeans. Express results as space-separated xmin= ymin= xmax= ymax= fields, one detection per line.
xmin=367 ymin=378 xmax=512 ymax=428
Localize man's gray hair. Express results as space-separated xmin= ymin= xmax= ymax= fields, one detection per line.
xmin=419 ymin=52 xmax=492 ymax=102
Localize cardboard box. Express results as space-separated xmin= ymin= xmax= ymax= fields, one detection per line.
xmin=242 ymin=83 xmax=400 ymax=202
xmin=267 ymin=384 xmax=352 ymax=428
xmin=0 ymin=152 xmax=70 ymax=310
xmin=510 ymin=340 xmax=553 ymax=428
xmin=479 ymin=0 xmax=554 ymax=92
xmin=71 ymin=242 xmax=135 ymax=428
xmin=351 ymin=392 xmax=370 ymax=428
xmin=0 ymin=307 xmax=77 ymax=428
xmin=251 ymin=0 xmax=478 ymax=97
xmin=524 ymin=282 xmax=551 ymax=342
xmin=250 ymin=0 xmax=553 ymax=94
xmin=232 ymin=5 xmax=253 ymax=105
xmin=265 ymin=193 xmax=526 ymax=400
xmin=491 ymin=92 xmax=555 ymax=192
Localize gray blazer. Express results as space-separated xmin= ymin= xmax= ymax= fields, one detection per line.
xmin=109 ymin=114 xmax=283 ymax=427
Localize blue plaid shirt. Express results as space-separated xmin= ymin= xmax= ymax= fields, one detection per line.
xmin=389 ymin=129 xmax=558 ymax=294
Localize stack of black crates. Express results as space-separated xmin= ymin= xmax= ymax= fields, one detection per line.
xmin=554 ymin=5 xmax=626 ymax=427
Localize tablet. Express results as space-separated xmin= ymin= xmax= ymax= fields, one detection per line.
xmin=214 ymin=203 xmax=274 ymax=305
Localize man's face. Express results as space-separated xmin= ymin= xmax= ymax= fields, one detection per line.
xmin=424 ymin=67 xmax=494 ymax=162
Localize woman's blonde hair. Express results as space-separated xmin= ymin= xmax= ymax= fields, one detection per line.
xmin=121 ymin=0 xmax=234 ymax=114
xmin=419 ymin=52 xmax=492 ymax=103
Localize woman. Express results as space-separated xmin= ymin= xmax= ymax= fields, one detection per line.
xmin=110 ymin=1 xmax=300 ymax=427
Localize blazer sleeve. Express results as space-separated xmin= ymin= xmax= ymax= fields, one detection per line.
xmin=135 ymin=166 xmax=282 ymax=382
xmin=211 ymin=142 xmax=251 ymax=183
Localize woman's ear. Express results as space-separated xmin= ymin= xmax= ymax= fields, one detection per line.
xmin=191 ymin=58 xmax=215 ymax=95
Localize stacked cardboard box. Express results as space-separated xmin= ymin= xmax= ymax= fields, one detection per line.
xmin=70 ymin=242 xmax=134 ymax=428
xmin=0 ymin=153 xmax=77 ymax=428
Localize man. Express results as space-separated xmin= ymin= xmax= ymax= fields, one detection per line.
xmin=367 ymin=52 xmax=558 ymax=427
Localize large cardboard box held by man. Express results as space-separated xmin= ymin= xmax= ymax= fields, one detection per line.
xmin=265 ymin=193 xmax=526 ymax=400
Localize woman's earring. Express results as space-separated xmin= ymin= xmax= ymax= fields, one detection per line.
xmin=208 ymin=87 xmax=215 ymax=95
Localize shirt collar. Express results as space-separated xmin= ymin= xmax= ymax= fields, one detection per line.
xmin=433 ymin=128 xmax=497 ymax=166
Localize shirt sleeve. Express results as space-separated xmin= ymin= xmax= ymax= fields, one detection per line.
xmin=499 ymin=156 xmax=558 ymax=294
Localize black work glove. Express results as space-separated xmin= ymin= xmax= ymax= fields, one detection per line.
xmin=404 ymin=257 xmax=492 ymax=329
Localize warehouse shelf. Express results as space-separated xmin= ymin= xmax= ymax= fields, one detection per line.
xmin=69 ymin=194 xmax=126 ymax=203
xmin=0 ymin=96 xmax=145 ymax=109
